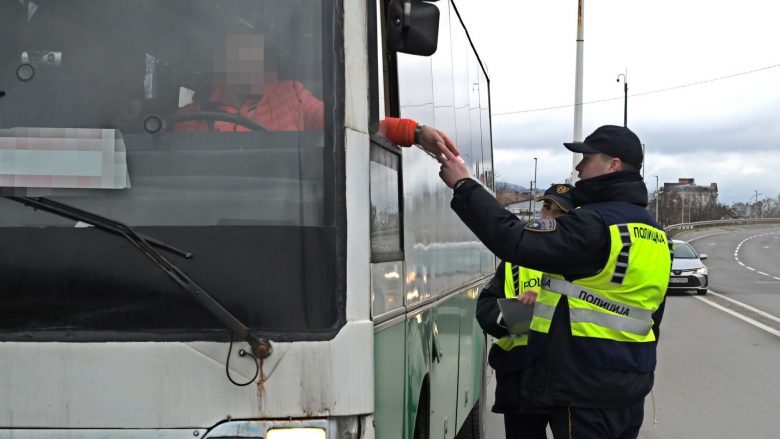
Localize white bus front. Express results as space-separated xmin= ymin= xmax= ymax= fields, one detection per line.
xmin=0 ymin=0 xmax=368 ymax=437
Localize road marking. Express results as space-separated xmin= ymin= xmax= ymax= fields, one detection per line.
xmin=688 ymin=229 xmax=780 ymax=338
xmin=687 ymin=231 xmax=730 ymax=243
xmin=708 ymin=291 xmax=780 ymax=325
xmin=731 ymin=230 xmax=780 ymax=279
xmin=695 ymin=295 xmax=780 ymax=339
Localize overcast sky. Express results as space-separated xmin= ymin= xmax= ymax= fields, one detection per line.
xmin=454 ymin=0 xmax=780 ymax=204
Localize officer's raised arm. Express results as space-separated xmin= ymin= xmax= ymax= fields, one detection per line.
xmin=448 ymin=178 xmax=608 ymax=278
xmin=440 ymin=125 xmax=671 ymax=438
xmin=379 ymin=117 xmax=460 ymax=157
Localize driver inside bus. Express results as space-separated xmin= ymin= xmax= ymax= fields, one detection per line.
xmin=173 ymin=34 xmax=321 ymax=132
xmin=173 ymin=33 xmax=460 ymax=157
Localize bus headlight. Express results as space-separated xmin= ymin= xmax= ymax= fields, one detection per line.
xmin=265 ymin=428 xmax=327 ymax=439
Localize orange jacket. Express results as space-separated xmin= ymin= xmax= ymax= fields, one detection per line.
xmin=379 ymin=117 xmax=417 ymax=146
xmin=174 ymin=80 xmax=418 ymax=147
xmin=174 ymin=80 xmax=324 ymax=132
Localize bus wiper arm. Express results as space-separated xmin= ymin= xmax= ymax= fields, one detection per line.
xmin=6 ymin=196 xmax=192 ymax=259
xmin=5 ymin=196 xmax=272 ymax=359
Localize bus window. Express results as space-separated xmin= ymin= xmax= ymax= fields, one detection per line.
xmin=369 ymin=142 xmax=402 ymax=261
xmin=0 ymin=0 xmax=343 ymax=339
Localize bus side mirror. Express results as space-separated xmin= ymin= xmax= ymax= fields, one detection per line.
xmin=386 ymin=0 xmax=440 ymax=56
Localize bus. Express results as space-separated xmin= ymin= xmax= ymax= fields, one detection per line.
xmin=0 ymin=0 xmax=495 ymax=437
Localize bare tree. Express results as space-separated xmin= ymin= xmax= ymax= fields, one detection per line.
xmin=760 ymin=195 xmax=780 ymax=217
xmin=650 ymin=191 xmax=734 ymax=226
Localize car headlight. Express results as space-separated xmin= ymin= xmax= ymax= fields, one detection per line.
xmin=265 ymin=428 xmax=327 ymax=439
xmin=695 ymin=266 xmax=708 ymax=275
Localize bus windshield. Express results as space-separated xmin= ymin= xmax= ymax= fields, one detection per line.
xmin=0 ymin=0 xmax=342 ymax=340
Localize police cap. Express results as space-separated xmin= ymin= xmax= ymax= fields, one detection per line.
xmin=563 ymin=125 xmax=643 ymax=168
xmin=537 ymin=183 xmax=574 ymax=212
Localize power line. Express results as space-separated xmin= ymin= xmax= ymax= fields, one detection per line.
xmin=493 ymin=63 xmax=780 ymax=116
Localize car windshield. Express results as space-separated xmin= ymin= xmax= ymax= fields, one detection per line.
xmin=672 ymin=243 xmax=698 ymax=259
xmin=0 ymin=0 xmax=341 ymax=340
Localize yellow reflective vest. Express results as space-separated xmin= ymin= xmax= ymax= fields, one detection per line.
xmin=530 ymin=209 xmax=671 ymax=372
xmin=494 ymin=263 xmax=542 ymax=351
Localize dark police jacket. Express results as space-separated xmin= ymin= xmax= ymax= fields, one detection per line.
xmin=453 ymin=171 xmax=666 ymax=408
xmin=477 ymin=264 xmax=541 ymax=414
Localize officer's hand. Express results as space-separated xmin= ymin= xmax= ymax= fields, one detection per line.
xmin=437 ymin=146 xmax=470 ymax=188
xmin=418 ymin=125 xmax=460 ymax=158
xmin=517 ymin=290 xmax=538 ymax=305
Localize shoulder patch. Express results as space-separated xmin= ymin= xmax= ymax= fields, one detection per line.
xmin=524 ymin=218 xmax=557 ymax=232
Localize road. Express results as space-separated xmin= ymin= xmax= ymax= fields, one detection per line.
xmin=639 ymin=225 xmax=780 ymax=439
xmin=482 ymin=225 xmax=780 ymax=438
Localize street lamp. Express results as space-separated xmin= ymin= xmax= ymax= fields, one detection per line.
xmin=616 ymin=69 xmax=628 ymax=127
xmin=681 ymin=186 xmax=686 ymax=224
xmin=654 ymin=175 xmax=659 ymax=223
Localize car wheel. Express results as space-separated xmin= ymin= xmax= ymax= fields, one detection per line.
xmin=697 ymin=288 xmax=708 ymax=295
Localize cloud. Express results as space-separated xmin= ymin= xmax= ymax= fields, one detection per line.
xmin=456 ymin=0 xmax=780 ymax=205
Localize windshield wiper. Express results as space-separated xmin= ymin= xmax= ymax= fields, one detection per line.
xmin=5 ymin=196 xmax=272 ymax=359
xmin=6 ymin=197 xmax=192 ymax=259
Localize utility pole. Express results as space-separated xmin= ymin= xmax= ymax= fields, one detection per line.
xmin=529 ymin=181 xmax=534 ymax=220
xmin=753 ymin=190 xmax=762 ymax=220
xmin=681 ymin=187 xmax=686 ymax=224
xmin=616 ymin=69 xmax=627 ymax=127
xmin=571 ymin=0 xmax=585 ymax=183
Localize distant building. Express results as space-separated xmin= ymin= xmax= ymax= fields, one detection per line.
xmin=732 ymin=202 xmax=747 ymax=218
xmin=505 ymin=190 xmax=541 ymax=221
xmin=731 ymin=201 xmax=762 ymax=219
xmin=663 ymin=178 xmax=718 ymax=206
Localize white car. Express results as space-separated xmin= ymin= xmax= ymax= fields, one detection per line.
xmin=668 ymin=239 xmax=709 ymax=295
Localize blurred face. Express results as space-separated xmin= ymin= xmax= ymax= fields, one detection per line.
xmin=575 ymin=152 xmax=621 ymax=180
xmin=215 ymin=34 xmax=265 ymax=94
xmin=540 ymin=201 xmax=565 ymax=220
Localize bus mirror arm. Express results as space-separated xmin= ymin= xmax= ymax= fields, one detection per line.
xmin=4 ymin=196 xmax=273 ymax=364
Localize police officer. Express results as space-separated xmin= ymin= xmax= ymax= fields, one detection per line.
xmin=437 ymin=125 xmax=670 ymax=439
xmin=477 ymin=184 xmax=574 ymax=439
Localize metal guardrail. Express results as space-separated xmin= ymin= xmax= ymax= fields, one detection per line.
xmin=663 ymin=218 xmax=780 ymax=236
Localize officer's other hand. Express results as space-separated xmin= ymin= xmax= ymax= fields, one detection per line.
xmin=437 ymin=146 xmax=470 ymax=188
xmin=419 ymin=125 xmax=460 ymax=157
xmin=517 ymin=290 xmax=538 ymax=305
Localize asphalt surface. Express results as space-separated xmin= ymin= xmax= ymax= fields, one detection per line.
xmin=639 ymin=225 xmax=780 ymax=439
xmin=482 ymin=225 xmax=780 ymax=439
